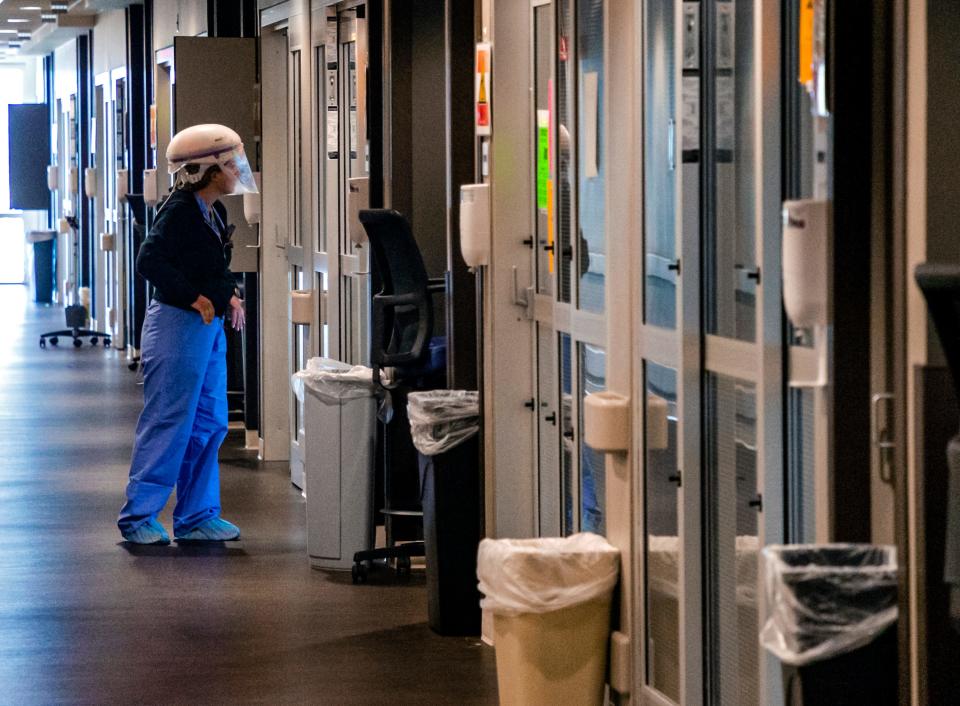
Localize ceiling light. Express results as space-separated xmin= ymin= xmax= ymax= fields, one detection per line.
xmin=22 ymin=6 xmax=43 ymax=11
xmin=7 ymin=19 xmax=29 ymax=24
xmin=0 ymin=29 xmax=16 ymax=34
xmin=41 ymin=14 xmax=56 ymax=22
xmin=17 ymin=32 xmax=29 ymax=39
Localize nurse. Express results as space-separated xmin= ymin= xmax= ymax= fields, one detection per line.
xmin=117 ymin=123 xmax=258 ymax=545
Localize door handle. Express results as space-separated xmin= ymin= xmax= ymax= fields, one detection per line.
xmin=667 ymin=118 xmax=676 ymax=172
xmin=511 ymin=265 xmax=534 ymax=319
xmin=871 ymin=392 xmax=895 ymax=484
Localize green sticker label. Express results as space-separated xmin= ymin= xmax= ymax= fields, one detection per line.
xmin=537 ymin=110 xmax=549 ymax=211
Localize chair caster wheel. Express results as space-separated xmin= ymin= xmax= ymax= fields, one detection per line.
xmin=39 ymin=339 xmax=46 ymax=349
xmin=50 ymin=337 xmax=58 ymax=346
xmin=396 ymin=556 xmax=411 ymax=577
xmin=352 ymin=563 xmax=367 ymax=584
xmin=103 ymin=339 xmax=111 ymax=348
xmin=72 ymin=339 xmax=82 ymax=348
xmin=90 ymin=337 xmax=98 ymax=345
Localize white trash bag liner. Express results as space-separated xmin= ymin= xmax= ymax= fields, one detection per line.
xmin=407 ymin=390 xmax=479 ymax=456
xmin=760 ymin=543 xmax=898 ymax=666
xmin=477 ymin=533 xmax=620 ymax=615
xmin=291 ymin=357 xmax=380 ymax=402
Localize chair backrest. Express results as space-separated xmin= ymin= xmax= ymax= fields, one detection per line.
xmin=360 ymin=209 xmax=432 ymax=369
xmin=916 ymin=263 xmax=960 ymax=406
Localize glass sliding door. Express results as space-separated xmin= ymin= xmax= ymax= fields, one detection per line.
xmin=529 ymin=0 xmax=608 ymax=539
xmin=529 ymin=0 xmax=606 ymax=535
xmin=637 ymin=1 xmax=783 ymax=703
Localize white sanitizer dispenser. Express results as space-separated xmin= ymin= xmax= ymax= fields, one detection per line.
xmin=243 ymin=171 xmax=262 ymax=224
xmin=459 ymin=183 xmax=490 ymax=268
xmin=142 ymin=168 xmax=159 ymax=207
xmin=116 ymin=169 xmax=129 ymax=203
xmin=783 ymin=198 xmax=831 ymax=388
xmin=83 ymin=167 xmax=97 ymax=199
xmin=347 ymin=176 xmax=369 ymax=244
xmin=782 ymin=199 xmax=830 ymax=328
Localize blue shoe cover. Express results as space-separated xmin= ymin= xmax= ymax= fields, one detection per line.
xmin=121 ymin=518 xmax=170 ymax=545
xmin=175 ymin=517 xmax=241 ymax=542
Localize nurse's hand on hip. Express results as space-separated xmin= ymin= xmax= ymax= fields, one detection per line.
xmin=191 ymin=294 xmax=215 ymax=324
xmin=229 ymin=295 xmax=245 ymax=331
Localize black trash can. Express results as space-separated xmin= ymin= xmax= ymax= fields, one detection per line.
xmin=761 ymin=544 xmax=898 ymax=706
xmin=29 ymin=231 xmax=56 ymax=304
xmin=419 ymin=434 xmax=481 ymax=636
xmin=782 ymin=624 xmax=896 ymax=706
xmin=409 ymin=390 xmax=481 ymax=636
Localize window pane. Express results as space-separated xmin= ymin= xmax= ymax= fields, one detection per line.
xmin=787 ymin=388 xmax=816 ymax=543
xmin=317 ymin=272 xmax=329 ymax=358
xmin=577 ymin=0 xmax=605 ymax=314
xmin=556 ymin=0 xmax=574 ymax=304
xmin=705 ymin=372 xmax=759 ymax=704
xmin=290 ymin=50 xmax=302 ymax=247
xmin=537 ymin=324 xmax=561 ymax=535
xmin=560 ymin=332 xmax=575 ymax=534
xmin=707 ymin=1 xmax=756 ymax=341
xmin=579 ymin=342 xmax=605 ymax=534
xmin=644 ymin=362 xmax=680 ymax=701
xmin=643 ymin=0 xmax=678 ymax=329
xmin=293 ymin=267 xmax=306 ymax=435
xmin=534 ymin=4 xmax=554 ymax=297
xmin=315 ymin=45 xmax=327 ymax=253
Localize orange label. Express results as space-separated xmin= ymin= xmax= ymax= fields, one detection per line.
xmin=475 ymin=44 xmax=492 ymax=135
xmin=799 ymin=0 xmax=814 ymax=86
xmin=546 ymin=180 xmax=554 ymax=274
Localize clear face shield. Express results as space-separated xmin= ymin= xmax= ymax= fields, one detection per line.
xmin=214 ymin=145 xmax=258 ymax=196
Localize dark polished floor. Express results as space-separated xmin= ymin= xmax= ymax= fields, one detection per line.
xmin=0 ymin=285 xmax=497 ymax=705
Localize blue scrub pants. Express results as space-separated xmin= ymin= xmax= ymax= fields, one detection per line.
xmin=118 ymin=301 xmax=228 ymax=536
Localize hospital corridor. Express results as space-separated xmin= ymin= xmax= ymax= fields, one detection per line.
xmin=0 ymin=285 xmax=495 ymax=703
xmin=0 ymin=0 xmax=958 ymax=704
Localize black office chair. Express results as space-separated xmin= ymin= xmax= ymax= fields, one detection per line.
xmin=916 ymin=263 xmax=960 ymax=634
xmin=351 ymin=209 xmax=446 ymax=583
xmin=39 ymin=216 xmax=113 ymax=350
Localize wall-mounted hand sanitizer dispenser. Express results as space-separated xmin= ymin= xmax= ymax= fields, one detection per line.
xmin=68 ymin=166 xmax=79 ymax=195
xmin=243 ymin=171 xmax=262 ymax=224
xmin=116 ymin=169 xmax=129 ymax=203
xmin=143 ymin=168 xmax=159 ymax=207
xmin=83 ymin=167 xmax=97 ymax=199
xmin=347 ymin=177 xmax=369 ymax=244
xmin=47 ymin=165 xmax=58 ymax=191
xmin=782 ymin=199 xmax=830 ymax=328
xmin=459 ymin=183 xmax=490 ymax=267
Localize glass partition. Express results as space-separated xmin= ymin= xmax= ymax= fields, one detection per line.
xmin=644 ymin=362 xmax=680 ymax=702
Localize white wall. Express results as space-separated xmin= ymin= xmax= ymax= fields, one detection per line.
xmin=54 ymin=40 xmax=77 ymax=101
xmin=92 ymin=11 xmax=127 ymax=77
xmin=154 ymin=0 xmax=207 ymax=51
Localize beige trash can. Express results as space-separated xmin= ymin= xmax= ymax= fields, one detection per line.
xmin=477 ymin=533 xmax=620 ymax=706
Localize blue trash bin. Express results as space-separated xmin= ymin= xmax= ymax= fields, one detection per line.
xmin=28 ymin=230 xmax=56 ymax=304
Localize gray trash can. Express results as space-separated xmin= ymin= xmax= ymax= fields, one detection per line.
xmin=294 ymin=359 xmax=378 ymax=571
